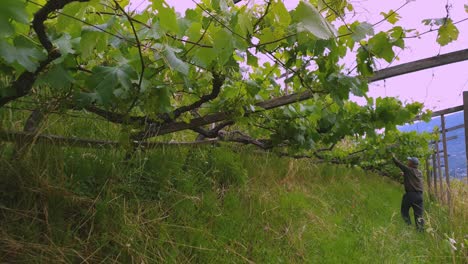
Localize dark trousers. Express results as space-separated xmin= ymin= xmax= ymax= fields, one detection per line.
xmin=401 ymin=192 xmax=424 ymax=231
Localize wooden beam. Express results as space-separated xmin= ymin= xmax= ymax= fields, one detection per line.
xmin=431 ymin=105 xmax=464 ymax=117
xmin=425 ymin=157 xmax=432 ymax=195
xmin=429 ymin=135 xmax=457 ymax=144
xmin=435 ymin=140 xmax=444 ymax=202
xmin=442 ymin=124 xmax=464 ymax=133
xmin=368 ymin=49 xmax=468 ymax=82
xmin=414 ymin=105 xmax=463 ymax=121
xmin=464 ymin=91 xmax=468 ymax=185
xmin=440 ymin=114 xmax=452 ymax=211
xmin=432 ymin=153 xmax=438 ymax=197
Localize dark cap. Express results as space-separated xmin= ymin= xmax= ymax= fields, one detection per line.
xmin=407 ymin=157 xmax=419 ymax=166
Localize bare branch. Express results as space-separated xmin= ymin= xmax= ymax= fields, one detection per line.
xmin=166 ymin=34 xmax=213 ymax=48
xmin=193 ymin=120 xmax=235 ymax=140
xmin=85 ymin=106 xmax=157 ymax=126
xmin=220 ymin=130 xmax=273 ymax=149
xmin=171 ymin=72 xmax=225 ymax=119
xmin=132 ymin=89 xmax=319 ymax=140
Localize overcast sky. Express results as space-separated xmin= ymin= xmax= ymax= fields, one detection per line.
xmin=128 ymin=0 xmax=468 ymax=111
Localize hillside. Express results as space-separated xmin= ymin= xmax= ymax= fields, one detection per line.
xmin=399 ymin=111 xmax=467 ymax=179
xmin=1 ymin=145 xmax=466 ymax=263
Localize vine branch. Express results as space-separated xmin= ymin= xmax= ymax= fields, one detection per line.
xmin=0 ymin=0 xmax=90 ymax=108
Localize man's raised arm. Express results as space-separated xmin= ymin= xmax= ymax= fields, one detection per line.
xmin=392 ymin=154 xmax=411 ymax=175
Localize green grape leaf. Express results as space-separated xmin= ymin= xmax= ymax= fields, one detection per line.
xmin=54 ymin=33 xmax=75 ymax=56
xmin=154 ymin=86 xmax=172 ymax=113
xmin=356 ymin=46 xmax=374 ymax=76
xmin=186 ymin=22 xmax=202 ymax=40
xmin=0 ymin=0 xmax=29 ymax=37
xmin=389 ymin=26 xmax=405 ymax=49
xmin=147 ymin=21 xmax=163 ymax=40
xmin=293 ymin=1 xmax=337 ymax=39
xmin=422 ymin=18 xmax=446 ymax=26
xmin=327 ymin=73 xmax=366 ymax=100
xmin=185 ymin=9 xmax=202 ymax=22
xmin=245 ymin=80 xmax=260 ymax=97
xmin=212 ymin=0 xmax=229 ymax=12
xmin=247 ymin=51 xmax=258 ymax=67
xmin=87 ymin=65 xmax=137 ymax=105
xmin=0 ymin=36 xmax=46 ymax=72
xmin=56 ymin=1 xmax=88 ymax=36
xmin=0 ymin=41 xmax=17 ymax=65
xmin=78 ymin=18 xmax=115 ymax=58
xmin=351 ymin=22 xmax=374 ymax=42
xmin=153 ymin=0 xmax=180 ymax=34
xmin=36 ymin=64 xmax=74 ymax=90
xmin=338 ymin=25 xmax=354 ymax=50
xmin=193 ymin=47 xmax=217 ymax=68
xmin=380 ymin=10 xmax=401 ymax=24
xmin=236 ymin=11 xmax=253 ymax=36
xmin=368 ymin=32 xmax=394 ymax=63
xmin=163 ymin=45 xmax=189 ymax=75
xmin=79 ymin=31 xmax=109 ymax=59
xmin=437 ymin=19 xmax=459 ymax=46
xmin=213 ymin=28 xmax=234 ymax=65
xmin=269 ymin=1 xmax=291 ymax=27
xmin=258 ymin=27 xmax=283 ymax=50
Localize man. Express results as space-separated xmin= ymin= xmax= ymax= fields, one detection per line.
xmin=392 ymin=154 xmax=425 ymax=232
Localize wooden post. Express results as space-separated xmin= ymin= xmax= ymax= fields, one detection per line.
xmin=464 ymin=91 xmax=468 ymax=184
xmin=432 ymin=152 xmax=438 ymax=198
xmin=425 ymin=157 xmax=432 ymax=196
xmin=440 ymin=114 xmax=452 ymax=212
xmin=435 ymin=139 xmax=444 ymax=202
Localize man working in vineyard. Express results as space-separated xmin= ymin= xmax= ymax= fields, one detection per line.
xmin=391 ymin=154 xmax=425 ymax=232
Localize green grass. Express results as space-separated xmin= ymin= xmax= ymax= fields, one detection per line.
xmin=0 ymin=143 xmax=466 ymax=263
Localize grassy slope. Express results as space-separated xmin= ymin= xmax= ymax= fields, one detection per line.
xmin=0 ymin=144 xmax=466 ymax=263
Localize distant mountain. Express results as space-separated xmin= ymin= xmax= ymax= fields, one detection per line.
xmin=398 ymin=111 xmax=466 ymax=179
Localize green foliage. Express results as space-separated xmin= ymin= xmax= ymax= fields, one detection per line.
xmin=351 ymin=21 xmax=375 ymax=42
xmin=437 ymin=19 xmax=459 ymax=46
xmin=0 ymin=0 xmax=29 ymax=37
xmin=0 ymin=36 xmax=46 ymax=72
xmin=86 ymin=65 xmax=138 ymax=105
xmin=152 ymin=0 xmax=180 ymax=34
xmin=380 ymin=10 xmax=401 ymax=25
xmin=367 ymin=32 xmax=397 ymax=63
xmin=422 ymin=17 xmax=460 ymax=46
xmin=333 ymin=130 xmax=435 ymax=182
xmin=293 ymin=1 xmax=337 ymax=39
xmin=0 ymin=0 xmax=427 ymax=157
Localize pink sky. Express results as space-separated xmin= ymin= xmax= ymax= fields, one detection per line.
xmin=128 ymin=0 xmax=468 ymax=111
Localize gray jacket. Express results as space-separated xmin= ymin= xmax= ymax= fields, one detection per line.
xmin=392 ymin=157 xmax=424 ymax=192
